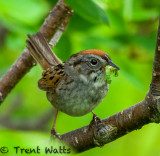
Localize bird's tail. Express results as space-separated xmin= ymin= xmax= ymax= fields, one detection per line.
xmin=26 ymin=32 xmax=61 ymax=70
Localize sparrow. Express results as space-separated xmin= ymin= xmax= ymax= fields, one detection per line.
xmin=26 ymin=32 xmax=120 ymax=136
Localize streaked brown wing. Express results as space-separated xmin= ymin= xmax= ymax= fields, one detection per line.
xmin=38 ymin=64 xmax=65 ymax=92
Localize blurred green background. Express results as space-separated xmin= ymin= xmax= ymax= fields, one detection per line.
xmin=0 ymin=0 xmax=160 ymax=155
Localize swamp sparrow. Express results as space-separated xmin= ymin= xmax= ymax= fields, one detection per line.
xmin=26 ymin=32 xmax=119 ymax=135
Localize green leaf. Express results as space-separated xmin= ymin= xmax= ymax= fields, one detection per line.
xmin=0 ymin=0 xmax=49 ymax=26
xmin=123 ymin=0 xmax=133 ymax=20
xmin=65 ymin=0 xmax=110 ymax=25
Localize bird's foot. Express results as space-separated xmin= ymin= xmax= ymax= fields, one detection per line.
xmin=88 ymin=112 xmax=116 ymax=147
xmin=88 ymin=112 xmax=102 ymax=131
xmin=88 ymin=112 xmax=118 ymax=147
xmin=50 ymin=128 xmax=61 ymax=140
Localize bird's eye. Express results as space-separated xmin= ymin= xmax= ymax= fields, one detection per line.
xmin=90 ymin=59 xmax=97 ymax=65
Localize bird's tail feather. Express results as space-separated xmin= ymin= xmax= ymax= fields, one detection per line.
xmin=26 ymin=32 xmax=61 ymax=70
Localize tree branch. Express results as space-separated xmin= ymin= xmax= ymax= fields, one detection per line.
xmin=150 ymin=17 xmax=160 ymax=96
xmin=58 ymin=18 xmax=160 ymax=153
xmin=60 ymin=95 xmax=160 ymax=152
xmin=0 ymin=0 xmax=73 ymax=104
xmin=0 ymin=95 xmax=55 ymax=131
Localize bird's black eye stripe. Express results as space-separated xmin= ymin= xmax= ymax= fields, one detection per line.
xmin=90 ymin=59 xmax=97 ymax=65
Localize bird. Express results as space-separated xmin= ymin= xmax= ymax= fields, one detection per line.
xmin=26 ymin=32 xmax=120 ymax=136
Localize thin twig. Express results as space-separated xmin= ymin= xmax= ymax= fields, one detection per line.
xmin=0 ymin=108 xmax=54 ymax=131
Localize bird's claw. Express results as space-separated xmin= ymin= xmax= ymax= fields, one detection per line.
xmin=88 ymin=112 xmax=117 ymax=147
xmin=51 ymin=128 xmax=61 ymax=140
xmin=88 ymin=112 xmax=102 ymax=131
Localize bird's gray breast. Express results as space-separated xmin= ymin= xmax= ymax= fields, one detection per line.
xmin=47 ymin=71 xmax=109 ymax=116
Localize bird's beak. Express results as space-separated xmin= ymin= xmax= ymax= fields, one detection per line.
xmin=108 ymin=61 xmax=120 ymax=70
